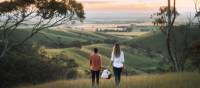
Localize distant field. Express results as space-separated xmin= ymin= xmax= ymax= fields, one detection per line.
xmin=18 ymin=72 xmax=200 ymax=88
xmin=105 ymin=32 xmax=150 ymax=36
xmin=0 ymin=29 xmax=126 ymax=47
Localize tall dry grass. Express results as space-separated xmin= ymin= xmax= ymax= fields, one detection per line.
xmin=18 ymin=72 xmax=200 ymax=88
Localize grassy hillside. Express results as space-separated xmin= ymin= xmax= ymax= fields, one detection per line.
xmin=0 ymin=29 xmax=165 ymax=75
xmin=2 ymin=27 xmax=199 ymax=75
xmin=125 ymin=32 xmax=166 ymax=53
xmin=125 ymin=28 xmax=200 ymax=55
xmin=0 ymin=29 xmax=125 ymax=47
xmin=1 ymin=26 xmax=200 ymax=88
xmin=18 ymin=72 xmax=200 ymax=88
xmin=45 ymin=44 xmax=164 ymax=75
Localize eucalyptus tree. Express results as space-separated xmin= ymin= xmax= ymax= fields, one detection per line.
xmin=0 ymin=0 xmax=85 ymax=58
xmin=152 ymin=0 xmax=182 ymax=71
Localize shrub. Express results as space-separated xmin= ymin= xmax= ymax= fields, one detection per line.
xmin=0 ymin=44 xmax=79 ymax=88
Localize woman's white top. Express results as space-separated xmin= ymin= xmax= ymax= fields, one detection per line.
xmin=111 ymin=51 xmax=125 ymax=68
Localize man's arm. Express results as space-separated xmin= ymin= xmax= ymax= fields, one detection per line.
xmin=99 ymin=56 xmax=102 ymax=70
xmin=90 ymin=55 xmax=92 ymax=69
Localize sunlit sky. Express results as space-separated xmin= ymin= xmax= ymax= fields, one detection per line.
xmin=0 ymin=0 xmax=197 ymax=22
xmin=77 ymin=0 xmax=194 ymax=12
xmin=76 ymin=0 xmax=196 ymax=21
xmin=0 ymin=0 xmax=195 ymax=11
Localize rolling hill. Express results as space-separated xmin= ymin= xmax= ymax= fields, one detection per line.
xmin=19 ymin=72 xmax=200 ymax=88
xmin=45 ymin=43 xmax=164 ymax=76
xmin=0 ymin=29 xmax=126 ymax=48
xmin=124 ymin=27 xmax=200 ymax=57
xmin=1 ymin=26 xmax=200 ymax=88
xmin=0 ymin=28 xmax=174 ymax=76
xmin=2 ymin=26 xmax=199 ymax=76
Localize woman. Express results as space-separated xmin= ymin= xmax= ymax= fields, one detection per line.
xmin=90 ymin=48 xmax=101 ymax=88
xmin=111 ymin=43 xmax=125 ymax=88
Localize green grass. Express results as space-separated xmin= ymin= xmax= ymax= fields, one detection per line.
xmin=45 ymin=44 xmax=163 ymax=75
xmin=3 ymin=27 xmax=199 ymax=75
xmin=0 ymin=29 xmax=174 ymax=74
xmin=105 ymin=32 xmax=149 ymax=36
xmin=124 ymin=32 xmax=166 ymax=52
xmin=125 ymin=28 xmax=200 ymax=54
xmin=0 ymin=29 xmax=126 ymax=47
xmin=18 ymin=72 xmax=200 ymax=88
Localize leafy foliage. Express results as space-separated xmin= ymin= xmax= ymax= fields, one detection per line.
xmin=151 ymin=6 xmax=179 ymax=34
xmin=0 ymin=0 xmax=85 ymax=58
xmin=195 ymin=11 xmax=200 ymax=17
xmin=0 ymin=0 xmax=85 ymax=19
xmin=0 ymin=44 xmax=79 ymax=88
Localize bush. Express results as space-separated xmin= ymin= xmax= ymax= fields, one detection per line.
xmin=0 ymin=44 xmax=79 ymax=88
xmin=72 ymin=41 xmax=82 ymax=49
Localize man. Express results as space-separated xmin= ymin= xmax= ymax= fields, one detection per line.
xmin=90 ymin=48 xmax=101 ymax=88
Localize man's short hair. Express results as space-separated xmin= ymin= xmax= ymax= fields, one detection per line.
xmin=94 ymin=48 xmax=98 ymax=53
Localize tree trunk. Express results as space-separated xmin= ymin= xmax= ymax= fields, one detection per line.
xmin=166 ymin=0 xmax=179 ymax=71
xmin=167 ymin=0 xmax=175 ymax=71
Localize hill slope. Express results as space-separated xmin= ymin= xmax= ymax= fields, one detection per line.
xmin=0 ymin=29 xmax=125 ymax=47
xmin=19 ymin=72 xmax=200 ymax=88
xmin=125 ymin=27 xmax=200 ymax=54
xmin=0 ymin=29 xmax=168 ymax=75
xmin=45 ymin=44 xmax=164 ymax=75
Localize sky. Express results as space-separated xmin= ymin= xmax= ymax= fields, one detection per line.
xmin=0 ymin=0 xmax=197 ymax=22
xmin=76 ymin=0 xmax=196 ymax=22
xmin=77 ymin=0 xmax=195 ymax=11
xmin=0 ymin=0 xmax=195 ymax=11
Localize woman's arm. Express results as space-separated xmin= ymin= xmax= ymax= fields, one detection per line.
xmin=110 ymin=61 xmax=113 ymax=67
xmin=121 ymin=51 xmax=125 ymax=68
xmin=121 ymin=51 xmax=125 ymax=63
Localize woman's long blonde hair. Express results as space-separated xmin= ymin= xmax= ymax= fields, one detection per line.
xmin=113 ymin=43 xmax=121 ymax=57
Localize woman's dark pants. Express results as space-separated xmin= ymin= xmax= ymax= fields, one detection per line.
xmin=113 ymin=67 xmax=122 ymax=86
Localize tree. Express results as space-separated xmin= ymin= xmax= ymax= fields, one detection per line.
xmin=0 ymin=0 xmax=85 ymax=58
xmin=151 ymin=6 xmax=179 ymax=34
xmin=152 ymin=0 xmax=180 ymax=71
xmin=166 ymin=0 xmax=177 ymax=71
xmin=193 ymin=0 xmax=200 ymax=27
